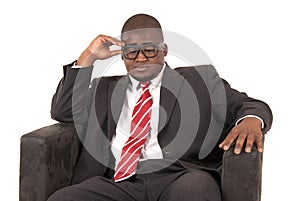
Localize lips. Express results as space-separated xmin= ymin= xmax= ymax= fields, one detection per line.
xmin=134 ymin=65 xmax=149 ymax=72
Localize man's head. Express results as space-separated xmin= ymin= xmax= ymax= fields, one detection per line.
xmin=121 ymin=14 xmax=168 ymax=82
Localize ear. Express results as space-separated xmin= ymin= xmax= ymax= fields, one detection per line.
xmin=162 ymin=43 xmax=168 ymax=56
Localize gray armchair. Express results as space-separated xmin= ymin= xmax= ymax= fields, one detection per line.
xmin=19 ymin=123 xmax=263 ymax=201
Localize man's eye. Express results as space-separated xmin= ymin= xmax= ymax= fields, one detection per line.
xmin=128 ymin=50 xmax=138 ymax=54
xmin=124 ymin=48 xmax=137 ymax=53
xmin=144 ymin=49 xmax=155 ymax=52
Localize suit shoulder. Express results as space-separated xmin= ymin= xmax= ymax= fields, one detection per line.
xmin=174 ymin=64 xmax=216 ymax=74
xmin=173 ymin=64 xmax=219 ymax=79
xmin=92 ymin=75 xmax=124 ymax=83
xmin=88 ymin=75 xmax=124 ymax=91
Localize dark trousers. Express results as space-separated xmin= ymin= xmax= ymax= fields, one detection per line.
xmin=47 ymin=160 xmax=221 ymax=201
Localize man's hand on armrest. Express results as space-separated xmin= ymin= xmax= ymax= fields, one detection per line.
xmin=219 ymin=117 xmax=263 ymax=154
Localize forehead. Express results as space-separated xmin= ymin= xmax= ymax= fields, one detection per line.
xmin=122 ymin=28 xmax=163 ymax=44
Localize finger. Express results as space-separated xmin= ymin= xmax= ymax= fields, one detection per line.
xmin=95 ymin=34 xmax=109 ymax=43
xmin=90 ymin=35 xmax=112 ymax=49
xmin=95 ymin=35 xmax=115 ymax=46
xmin=103 ymin=40 xmax=113 ymax=47
xmin=219 ymin=130 xmax=239 ymax=150
xmin=245 ymin=134 xmax=255 ymax=153
xmin=234 ymin=133 xmax=247 ymax=154
xmin=106 ymin=37 xmax=125 ymax=47
xmin=255 ymin=134 xmax=264 ymax=152
xmin=219 ymin=129 xmax=239 ymax=151
xmin=109 ymin=50 xmax=123 ymax=57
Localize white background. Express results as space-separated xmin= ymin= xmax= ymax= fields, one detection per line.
xmin=1 ymin=0 xmax=299 ymax=200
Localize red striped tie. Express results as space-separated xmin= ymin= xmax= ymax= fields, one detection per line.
xmin=114 ymin=82 xmax=153 ymax=182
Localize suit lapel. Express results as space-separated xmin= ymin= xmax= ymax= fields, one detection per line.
xmin=107 ymin=75 xmax=129 ymax=140
xmin=158 ymin=66 xmax=185 ymax=133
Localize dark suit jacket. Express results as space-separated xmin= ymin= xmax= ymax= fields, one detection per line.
xmin=51 ymin=61 xmax=272 ymax=184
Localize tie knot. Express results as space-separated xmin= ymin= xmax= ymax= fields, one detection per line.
xmin=139 ymin=82 xmax=149 ymax=88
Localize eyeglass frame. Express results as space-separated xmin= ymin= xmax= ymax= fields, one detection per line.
xmin=121 ymin=42 xmax=165 ymax=60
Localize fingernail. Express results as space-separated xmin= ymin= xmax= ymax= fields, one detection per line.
xmin=234 ymin=149 xmax=241 ymax=154
xmin=245 ymin=147 xmax=251 ymax=153
xmin=224 ymin=145 xmax=228 ymax=150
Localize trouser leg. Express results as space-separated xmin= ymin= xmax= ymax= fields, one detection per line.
xmin=157 ymin=170 xmax=221 ymax=201
xmin=47 ymin=175 xmax=144 ymax=201
xmin=47 ymin=160 xmax=221 ymax=201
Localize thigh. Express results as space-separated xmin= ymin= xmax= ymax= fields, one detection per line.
xmin=158 ymin=170 xmax=221 ymax=201
xmin=47 ymin=176 xmax=144 ymax=201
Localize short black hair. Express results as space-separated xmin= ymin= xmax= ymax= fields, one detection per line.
xmin=121 ymin=13 xmax=164 ymax=41
xmin=121 ymin=13 xmax=162 ymax=33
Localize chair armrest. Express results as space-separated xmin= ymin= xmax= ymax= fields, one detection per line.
xmin=19 ymin=123 xmax=81 ymax=201
xmin=221 ymin=145 xmax=263 ymax=201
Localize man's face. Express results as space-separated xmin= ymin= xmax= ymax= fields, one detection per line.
xmin=122 ymin=29 xmax=167 ymax=82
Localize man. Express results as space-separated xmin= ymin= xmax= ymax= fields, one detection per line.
xmin=48 ymin=14 xmax=272 ymax=201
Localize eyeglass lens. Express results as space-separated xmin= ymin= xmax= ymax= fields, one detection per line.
xmin=123 ymin=44 xmax=159 ymax=60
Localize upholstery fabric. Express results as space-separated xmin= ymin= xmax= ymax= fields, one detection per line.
xmin=221 ymin=145 xmax=263 ymax=201
xmin=19 ymin=123 xmax=80 ymax=201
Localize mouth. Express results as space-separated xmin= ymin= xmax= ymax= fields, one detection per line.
xmin=134 ymin=65 xmax=149 ymax=72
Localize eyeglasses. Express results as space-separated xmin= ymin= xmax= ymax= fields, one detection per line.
xmin=122 ymin=43 xmax=164 ymax=60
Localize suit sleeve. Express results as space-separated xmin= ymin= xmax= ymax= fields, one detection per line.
xmin=197 ymin=65 xmax=273 ymax=135
xmin=50 ymin=61 xmax=94 ymax=123
xmin=222 ymin=78 xmax=273 ymax=134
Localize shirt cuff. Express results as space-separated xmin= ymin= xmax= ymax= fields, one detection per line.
xmin=71 ymin=61 xmax=93 ymax=68
xmin=235 ymin=115 xmax=264 ymax=129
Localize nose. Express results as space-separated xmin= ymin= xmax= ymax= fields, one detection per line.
xmin=135 ymin=50 xmax=147 ymax=62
